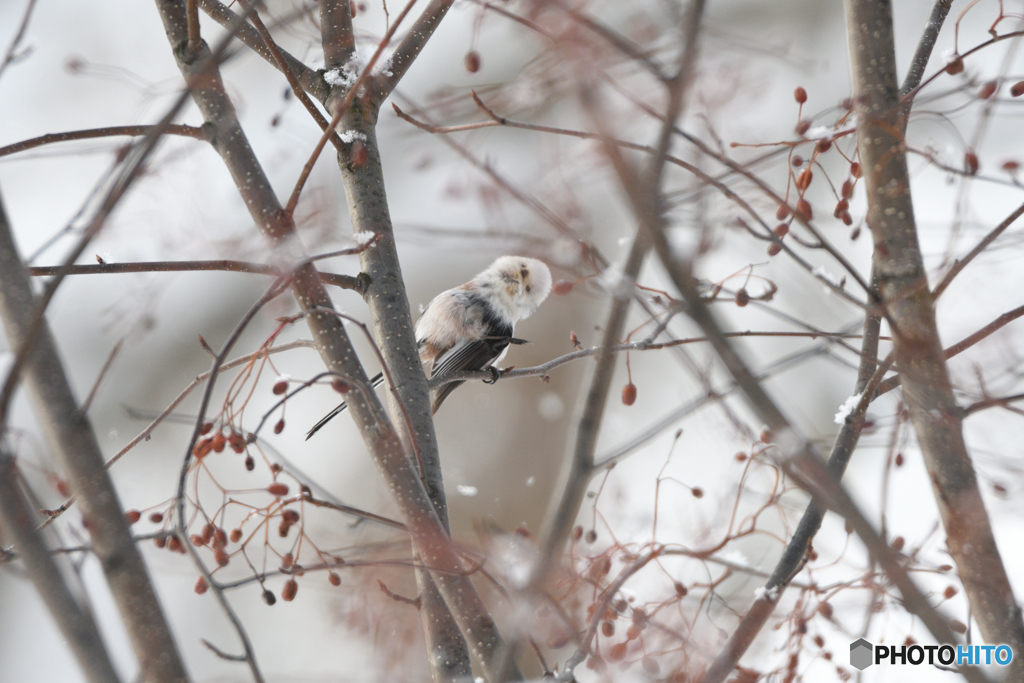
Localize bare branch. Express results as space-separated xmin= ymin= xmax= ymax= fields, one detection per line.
xmin=0 ymin=124 xmax=205 ymax=159
xmin=28 ymin=258 xmax=368 ymax=292
xmin=198 ymin=0 xmax=325 ymax=99
xmin=374 ymin=0 xmax=455 ymax=99
xmin=783 ymin=450 xmax=989 ymax=683
xmin=0 ymin=0 xmax=39 ymax=80
xmin=846 ymin=0 xmax=1024 ymax=674
xmin=249 ymin=11 xmax=346 ymax=153
xmin=0 ymin=190 xmax=189 ymax=680
xmin=0 ymin=449 xmax=122 ymax=683
xmin=901 ymin=0 xmax=955 ymax=99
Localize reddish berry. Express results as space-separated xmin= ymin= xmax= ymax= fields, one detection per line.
xmin=965 ymin=151 xmax=979 ymax=175
xmin=552 ymin=280 xmax=574 ymax=295
xmin=621 ymin=383 xmax=637 ymax=406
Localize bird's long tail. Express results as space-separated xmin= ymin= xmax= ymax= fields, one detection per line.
xmin=305 ymin=372 xmax=384 ymax=440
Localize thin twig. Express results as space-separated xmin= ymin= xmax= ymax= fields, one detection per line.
xmin=81 ymin=338 xmax=123 ymax=414
xmin=900 ymin=0 xmax=955 ymax=99
xmin=249 ymin=11 xmax=345 ymax=153
xmin=27 ymin=259 xmax=366 ymax=292
xmin=0 ymin=124 xmax=205 ymax=159
xmin=0 ymin=0 xmax=40 ymax=81
xmin=932 ymin=201 xmax=1024 ymax=300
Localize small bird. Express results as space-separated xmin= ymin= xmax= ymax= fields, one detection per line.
xmin=306 ymin=255 xmax=552 ymax=439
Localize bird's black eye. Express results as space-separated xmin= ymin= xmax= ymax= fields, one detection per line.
xmin=526 ymin=285 xmax=532 ymax=292
xmin=521 ymin=268 xmax=528 ymax=278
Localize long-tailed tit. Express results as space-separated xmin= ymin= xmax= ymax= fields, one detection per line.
xmin=306 ymin=256 xmax=552 ymax=439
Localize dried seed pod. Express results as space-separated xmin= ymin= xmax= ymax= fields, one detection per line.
xmin=193 ymin=438 xmax=213 ymax=460
xmin=797 ymin=169 xmax=813 ymax=191
xmin=794 ymin=86 xmax=807 ymax=104
xmin=267 ymin=482 xmax=289 ymax=497
xmin=194 ymin=576 xmax=209 ymax=595
xmin=464 ymin=51 xmax=481 ymax=73
xmin=965 ymin=151 xmax=979 ymax=175
xmin=796 ymin=199 xmax=813 ymax=221
xmin=621 ymin=383 xmax=637 ymax=406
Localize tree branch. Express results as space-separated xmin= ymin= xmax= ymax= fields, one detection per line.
xmin=0 ymin=124 xmax=204 ymax=158
xmin=845 ymin=0 xmax=1024 ymax=675
xmin=0 ymin=190 xmax=189 ymax=681
xmin=0 ymin=448 xmax=122 ymax=683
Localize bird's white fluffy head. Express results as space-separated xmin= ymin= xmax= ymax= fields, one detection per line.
xmin=474 ymin=256 xmax=552 ymax=324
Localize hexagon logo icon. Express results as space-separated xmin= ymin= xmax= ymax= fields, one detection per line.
xmin=850 ymin=638 xmax=873 ymax=670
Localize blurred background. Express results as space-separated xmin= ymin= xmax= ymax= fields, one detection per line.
xmin=2 ymin=0 xmax=1023 ymax=681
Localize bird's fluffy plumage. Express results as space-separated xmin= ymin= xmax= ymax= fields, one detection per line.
xmin=416 ymin=256 xmax=551 ymax=411
xmin=306 ymin=256 xmax=551 ymax=438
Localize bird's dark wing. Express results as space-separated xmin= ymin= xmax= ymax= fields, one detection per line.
xmin=305 ymin=372 xmax=385 ymax=440
xmin=429 ymin=335 xmax=512 ymax=413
